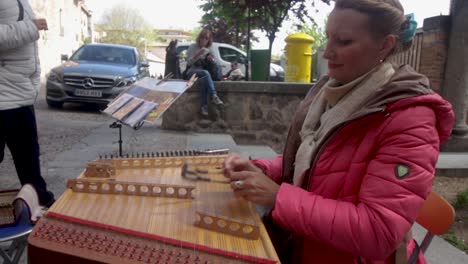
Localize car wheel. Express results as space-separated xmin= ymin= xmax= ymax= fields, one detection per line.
xmin=46 ymin=99 xmax=63 ymax=109
xmin=97 ymin=103 xmax=108 ymax=111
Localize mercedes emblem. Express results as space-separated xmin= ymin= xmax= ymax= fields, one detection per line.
xmin=83 ymin=78 xmax=94 ymax=89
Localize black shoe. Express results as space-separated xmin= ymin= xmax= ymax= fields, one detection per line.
xmin=39 ymin=191 xmax=56 ymax=207
xmin=201 ymin=105 xmax=208 ymax=116
xmin=211 ymin=95 xmax=224 ymax=105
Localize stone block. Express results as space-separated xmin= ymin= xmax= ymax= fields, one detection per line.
xmin=441 ymin=135 xmax=468 ymax=152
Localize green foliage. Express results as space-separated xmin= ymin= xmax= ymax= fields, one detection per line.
xmin=199 ymin=0 xmax=252 ymax=49
xmin=191 ymin=27 xmax=202 ymax=41
xmin=99 ymin=4 xmax=150 ymax=31
xmin=300 ymin=18 xmax=327 ymax=52
xmin=199 ymin=0 xmax=331 ymax=74
xmin=96 ymin=4 xmax=158 ymax=56
xmin=82 ymin=37 xmax=92 ymax=44
xmin=442 ymin=188 xmax=468 ymax=253
xmin=442 ymin=231 xmax=468 ymax=252
xmin=452 ymin=188 xmax=468 ymax=210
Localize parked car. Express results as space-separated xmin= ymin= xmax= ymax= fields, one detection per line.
xmin=46 ymin=43 xmax=150 ymax=108
xmin=176 ymin=42 xmax=284 ymax=82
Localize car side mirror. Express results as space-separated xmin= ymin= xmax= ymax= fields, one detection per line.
xmin=237 ymin=56 xmax=247 ymax=65
xmin=61 ymin=54 xmax=69 ymax=61
xmin=140 ymin=61 xmax=150 ymax=68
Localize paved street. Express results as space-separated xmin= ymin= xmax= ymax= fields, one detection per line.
xmin=0 ymin=84 xmax=109 ymax=191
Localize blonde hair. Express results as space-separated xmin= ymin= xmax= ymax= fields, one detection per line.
xmin=334 ymin=0 xmax=412 ymax=55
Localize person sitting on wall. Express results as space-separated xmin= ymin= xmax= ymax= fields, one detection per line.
xmin=224 ymin=61 xmax=245 ymax=81
xmin=186 ymin=28 xmax=224 ymax=116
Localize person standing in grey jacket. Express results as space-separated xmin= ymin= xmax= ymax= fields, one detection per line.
xmin=0 ymin=0 xmax=55 ymax=207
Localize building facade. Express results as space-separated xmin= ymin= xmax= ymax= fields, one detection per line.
xmin=30 ymin=0 xmax=92 ymax=78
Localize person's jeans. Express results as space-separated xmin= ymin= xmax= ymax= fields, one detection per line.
xmin=187 ymin=69 xmax=216 ymax=106
xmin=0 ymin=105 xmax=54 ymax=206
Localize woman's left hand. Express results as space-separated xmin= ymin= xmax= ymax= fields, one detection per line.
xmin=206 ymin=54 xmax=215 ymax=62
xmin=228 ymin=170 xmax=280 ymax=207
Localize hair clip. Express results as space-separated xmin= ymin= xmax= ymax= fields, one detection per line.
xmin=401 ymin=13 xmax=417 ymax=44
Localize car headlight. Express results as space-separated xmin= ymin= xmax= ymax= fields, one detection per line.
xmin=47 ymin=71 xmax=63 ymax=82
xmin=116 ymin=76 xmax=137 ymax=87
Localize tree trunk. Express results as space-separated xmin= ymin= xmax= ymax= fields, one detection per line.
xmin=267 ymin=35 xmax=275 ymax=81
xmin=443 ymin=0 xmax=468 ymax=135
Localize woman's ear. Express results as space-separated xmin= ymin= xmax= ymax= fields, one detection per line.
xmin=380 ymin=35 xmax=397 ymax=59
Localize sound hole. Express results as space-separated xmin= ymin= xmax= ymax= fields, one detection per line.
xmin=140 ymin=186 xmax=149 ymax=193
xmin=89 ymin=183 xmax=98 ymax=192
xmin=127 ymin=185 xmax=136 ymax=193
xmin=101 ymin=183 xmax=110 ymax=191
xmin=242 ymin=225 xmax=254 ymax=234
xmin=229 ymin=223 xmax=240 ymax=231
xmin=166 ymin=187 xmax=175 ymax=196
xmin=115 ymin=184 xmax=123 ymax=192
xmin=195 ymin=214 xmax=201 ymax=223
xmin=203 ymin=216 xmax=213 ymax=225
xmin=217 ymin=220 xmax=227 ymax=228
xmin=178 ymin=188 xmax=187 ymax=196
xmin=152 ymin=186 xmax=162 ymax=194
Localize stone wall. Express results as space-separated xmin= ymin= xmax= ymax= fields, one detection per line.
xmin=419 ymin=16 xmax=451 ymax=93
xmin=161 ymin=81 xmax=312 ymax=153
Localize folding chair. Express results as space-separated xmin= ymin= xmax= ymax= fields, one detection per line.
xmin=415 ymin=191 xmax=455 ymax=253
xmin=0 ymin=203 xmax=34 ymax=264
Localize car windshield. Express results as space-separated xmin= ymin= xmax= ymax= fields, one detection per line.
xmin=70 ymin=45 xmax=136 ymax=65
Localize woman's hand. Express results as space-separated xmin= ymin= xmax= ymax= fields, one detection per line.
xmin=206 ymin=54 xmax=215 ymax=62
xmin=228 ymin=170 xmax=279 ymax=207
xmin=33 ymin=18 xmax=48 ymax=31
xmin=223 ymin=153 xmax=279 ymax=207
xmin=223 ymin=153 xmax=263 ymax=176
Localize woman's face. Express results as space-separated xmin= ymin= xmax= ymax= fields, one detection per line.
xmin=323 ymin=8 xmax=385 ymax=84
xmin=199 ymin=34 xmax=210 ymax=47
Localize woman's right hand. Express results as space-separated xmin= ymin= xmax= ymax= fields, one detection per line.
xmin=33 ymin=18 xmax=48 ymax=31
xmin=223 ymin=153 xmax=263 ymax=178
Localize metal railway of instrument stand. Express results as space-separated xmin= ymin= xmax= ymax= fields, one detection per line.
xmin=109 ymin=121 xmax=123 ymax=157
xmin=109 ymin=119 xmax=145 ymax=157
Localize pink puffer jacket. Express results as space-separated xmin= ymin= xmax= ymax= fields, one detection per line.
xmin=254 ymin=65 xmax=454 ymax=264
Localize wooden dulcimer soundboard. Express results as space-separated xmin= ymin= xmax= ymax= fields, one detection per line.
xmin=28 ymin=150 xmax=280 ymax=264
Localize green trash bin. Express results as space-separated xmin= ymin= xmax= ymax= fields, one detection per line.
xmin=250 ymin=49 xmax=270 ymax=81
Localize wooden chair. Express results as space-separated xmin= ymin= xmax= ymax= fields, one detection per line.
xmin=397 ymin=191 xmax=456 ymax=264
xmin=415 ymin=191 xmax=456 ymax=253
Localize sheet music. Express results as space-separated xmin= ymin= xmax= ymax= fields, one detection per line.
xmin=103 ymin=76 xmax=194 ymax=128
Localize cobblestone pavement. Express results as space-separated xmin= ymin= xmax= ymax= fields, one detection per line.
xmin=0 ymin=84 xmax=110 ymax=190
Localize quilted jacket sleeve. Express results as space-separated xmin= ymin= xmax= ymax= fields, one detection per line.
xmin=0 ymin=20 xmax=39 ymax=51
xmin=252 ymin=155 xmax=284 ymax=183
xmin=271 ymin=105 xmax=443 ymax=259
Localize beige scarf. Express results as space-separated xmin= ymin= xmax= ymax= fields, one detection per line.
xmin=293 ymin=62 xmax=396 ymax=186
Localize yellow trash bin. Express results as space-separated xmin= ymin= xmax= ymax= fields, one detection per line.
xmin=284 ymin=33 xmax=315 ymax=83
